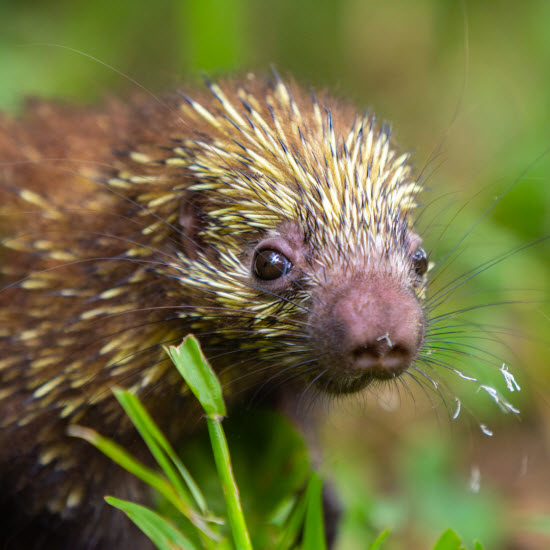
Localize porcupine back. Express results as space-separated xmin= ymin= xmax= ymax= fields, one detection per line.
xmin=0 ymin=75 xmax=423 ymax=548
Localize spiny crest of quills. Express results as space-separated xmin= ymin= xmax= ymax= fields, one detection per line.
xmin=143 ymin=77 xmax=420 ymax=323
xmin=0 ymin=74 xmax=420 ymax=517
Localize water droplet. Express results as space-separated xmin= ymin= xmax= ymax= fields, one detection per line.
xmin=453 ymin=398 xmax=461 ymax=420
xmin=480 ymin=424 xmax=493 ymax=437
xmin=479 ymin=385 xmax=520 ymax=415
xmin=469 ymin=465 xmax=481 ymax=493
xmin=453 ymin=369 xmax=477 ymax=382
xmin=500 ymin=364 xmax=521 ymax=392
xmin=520 ymin=455 xmax=528 ymax=477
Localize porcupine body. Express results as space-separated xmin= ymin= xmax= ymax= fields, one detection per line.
xmin=0 ymin=75 xmax=427 ymax=548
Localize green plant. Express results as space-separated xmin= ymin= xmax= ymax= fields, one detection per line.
xmin=71 ymin=335 xmax=327 ymax=550
xmin=71 ymin=335 xmax=488 ymax=549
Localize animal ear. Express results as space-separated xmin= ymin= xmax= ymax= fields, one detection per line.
xmin=408 ymin=231 xmax=423 ymax=253
xmin=178 ymin=195 xmax=203 ymax=259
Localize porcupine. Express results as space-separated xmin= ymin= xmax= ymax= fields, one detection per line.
xmin=0 ymin=74 xmax=428 ymax=549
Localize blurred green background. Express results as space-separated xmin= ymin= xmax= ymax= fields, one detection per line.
xmin=1 ymin=1 xmax=549 ymax=549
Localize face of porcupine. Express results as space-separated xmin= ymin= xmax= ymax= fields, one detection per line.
xmin=132 ymin=75 xmax=428 ymax=398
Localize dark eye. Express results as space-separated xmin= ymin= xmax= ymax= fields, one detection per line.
xmin=254 ymin=249 xmax=292 ymax=281
xmin=411 ymin=247 xmax=428 ymax=277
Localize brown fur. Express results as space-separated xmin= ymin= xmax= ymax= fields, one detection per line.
xmin=0 ymin=77 xmax=424 ymax=549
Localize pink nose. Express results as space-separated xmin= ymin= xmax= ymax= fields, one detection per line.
xmin=311 ymin=275 xmax=424 ymax=387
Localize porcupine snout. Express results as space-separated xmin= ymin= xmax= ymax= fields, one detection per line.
xmin=311 ymin=274 xmax=424 ymax=392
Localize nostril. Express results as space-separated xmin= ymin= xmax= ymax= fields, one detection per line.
xmin=352 ymin=344 xmax=373 ymax=358
xmin=386 ymin=344 xmax=408 ymax=359
xmin=383 ymin=345 xmax=411 ymax=370
xmin=350 ymin=341 xmax=413 ymax=376
xmin=351 ymin=345 xmax=382 ymax=370
xmin=352 ymin=344 xmax=377 ymax=360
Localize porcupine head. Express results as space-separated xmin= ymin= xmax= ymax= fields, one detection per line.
xmin=0 ymin=74 xmax=427 ymax=547
xmin=168 ymin=76 xmax=428 ymax=396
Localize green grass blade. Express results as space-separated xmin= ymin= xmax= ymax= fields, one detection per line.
xmin=165 ymin=335 xmax=226 ymax=417
xmin=69 ymin=425 xmax=179 ymax=499
xmin=368 ymin=528 xmax=390 ymax=550
xmin=68 ymin=425 xmax=219 ymax=540
xmin=275 ymin=494 xmax=307 ymax=550
xmin=207 ymin=417 xmax=252 ymax=550
xmin=114 ymin=389 xmax=208 ymax=515
xmin=106 ymin=496 xmax=199 ymax=550
xmin=166 ymin=335 xmax=251 ymax=549
xmin=301 ymin=473 xmax=326 ymax=550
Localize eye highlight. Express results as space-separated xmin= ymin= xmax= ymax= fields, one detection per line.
xmin=253 ymin=249 xmax=292 ymax=281
xmin=411 ymin=247 xmax=428 ymax=277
